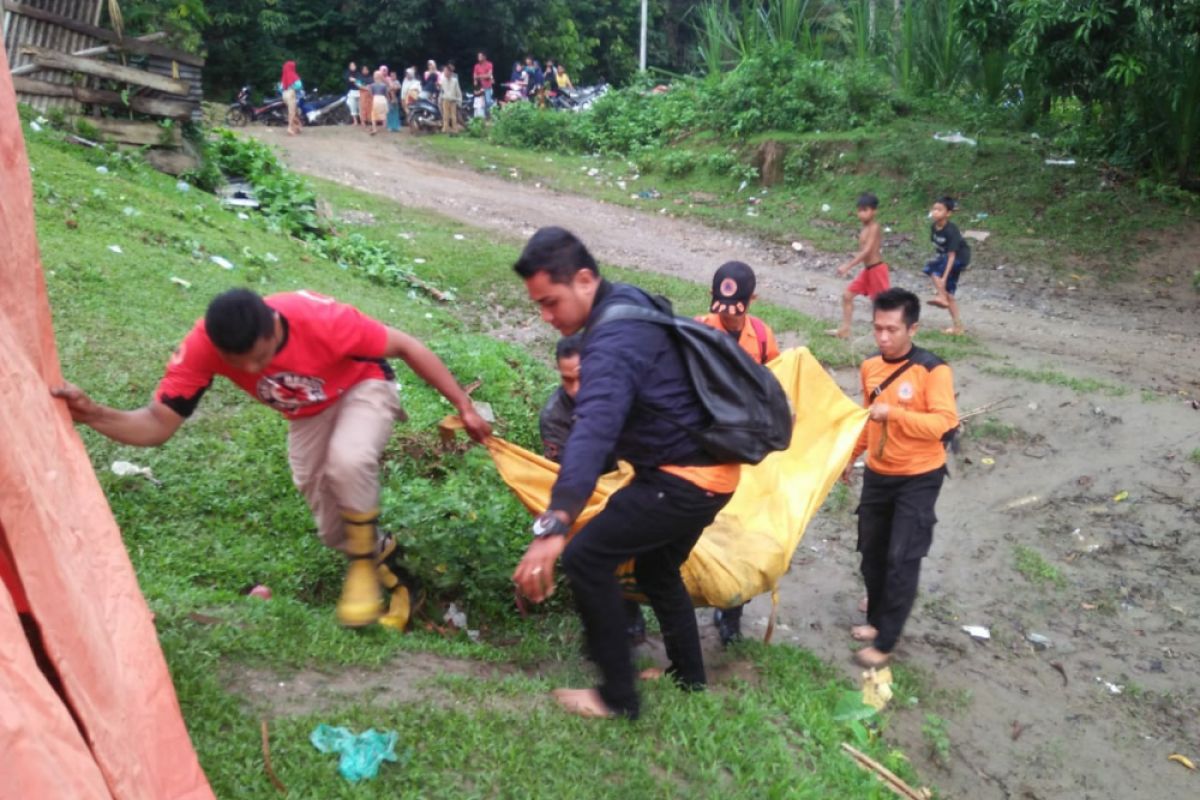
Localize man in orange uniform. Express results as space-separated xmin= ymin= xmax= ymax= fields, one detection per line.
xmin=844 ymin=288 xmax=958 ymax=668
xmin=696 ymin=260 xmax=779 ymax=645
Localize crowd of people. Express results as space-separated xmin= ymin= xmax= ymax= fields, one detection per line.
xmin=276 ymin=51 xmax=579 ymax=136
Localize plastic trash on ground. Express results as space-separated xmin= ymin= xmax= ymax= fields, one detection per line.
xmin=111 ymin=460 xmax=162 ymax=487
xmin=861 ymin=666 xmax=894 ymax=711
xmin=210 ymin=255 xmax=234 ymax=270
xmin=962 ymin=625 xmax=991 ymax=640
xmin=933 ymin=132 xmax=977 ymax=147
xmin=310 ymin=725 xmax=399 ymax=783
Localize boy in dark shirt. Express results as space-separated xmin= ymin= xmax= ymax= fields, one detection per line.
xmin=922 ymin=195 xmax=970 ymax=335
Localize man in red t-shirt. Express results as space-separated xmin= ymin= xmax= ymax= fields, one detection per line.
xmin=53 ymin=289 xmax=491 ymax=629
xmin=473 ymin=51 xmax=494 ymax=117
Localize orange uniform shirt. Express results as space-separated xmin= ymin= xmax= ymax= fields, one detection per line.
xmin=852 ymin=347 xmax=958 ymax=476
xmin=695 ymin=312 xmax=781 ymax=364
xmin=661 ymin=313 xmax=781 ymax=494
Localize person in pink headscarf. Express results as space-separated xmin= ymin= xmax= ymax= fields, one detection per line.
xmin=280 ymin=60 xmax=303 ymax=135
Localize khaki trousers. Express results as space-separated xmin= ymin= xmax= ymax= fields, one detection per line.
xmin=441 ymin=99 xmax=459 ymax=132
xmin=287 ymin=380 xmax=404 ymax=551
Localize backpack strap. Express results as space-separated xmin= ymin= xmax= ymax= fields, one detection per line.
xmin=871 ymin=360 xmax=915 ymax=400
xmin=586 ymin=302 xmax=673 ymax=333
xmin=748 ymin=317 xmax=768 ymax=365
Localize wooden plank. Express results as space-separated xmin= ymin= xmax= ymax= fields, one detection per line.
xmin=3 ymin=1 xmax=205 ymax=66
xmin=74 ymin=117 xmax=182 ymax=147
xmin=20 ymin=45 xmax=189 ymax=94
xmin=10 ymin=32 xmax=167 ymax=76
xmin=13 ymin=77 xmax=195 ymax=118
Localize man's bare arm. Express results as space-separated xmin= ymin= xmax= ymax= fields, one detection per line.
xmin=51 ymin=383 xmax=184 ymax=447
xmin=381 ymin=327 xmax=492 ymax=442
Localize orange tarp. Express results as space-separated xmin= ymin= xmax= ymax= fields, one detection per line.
xmin=0 ymin=38 xmax=214 ymax=800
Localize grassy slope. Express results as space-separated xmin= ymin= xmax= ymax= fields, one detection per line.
xmin=426 ymin=115 xmax=1192 ymax=279
xmin=28 ymin=126 xmax=923 ymax=798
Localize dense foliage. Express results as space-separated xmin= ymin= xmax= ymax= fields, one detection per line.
xmin=110 ymin=0 xmax=1199 ymax=186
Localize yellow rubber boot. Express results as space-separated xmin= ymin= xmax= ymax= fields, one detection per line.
xmin=376 ymin=536 xmax=417 ymax=632
xmin=335 ymin=510 xmax=384 ymax=628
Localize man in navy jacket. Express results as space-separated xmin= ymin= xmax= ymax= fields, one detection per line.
xmin=512 ymin=227 xmax=739 ymax=720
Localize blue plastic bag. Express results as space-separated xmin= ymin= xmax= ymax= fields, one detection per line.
xmin=310 ymin=724 xmax=400 ymax=783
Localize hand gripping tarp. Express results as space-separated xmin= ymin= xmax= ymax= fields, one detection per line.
xmin=457 ymin=347 xmax=867 ymax=620
xmin=0 ymin=39 xmax=214 ymax=800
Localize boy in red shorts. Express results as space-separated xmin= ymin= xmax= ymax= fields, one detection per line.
xmin=828 ymin=193 xmax=890 ymax=339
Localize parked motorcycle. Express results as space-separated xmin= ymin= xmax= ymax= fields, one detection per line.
xmin=300 ymin=90 xmax=351 ymax=126
xmin=224 ymin=86 xmax=287 ymax=126
xmin=561 ymin=83 xmax=609 ymax=112
xmin=500 ymin=80 xmax=527 ymax=105
xmin=406 ymin=93 xmax=475 ymax=132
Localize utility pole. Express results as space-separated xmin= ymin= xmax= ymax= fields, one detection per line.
xmin=639 ymin=0 xmax=648 ymax=71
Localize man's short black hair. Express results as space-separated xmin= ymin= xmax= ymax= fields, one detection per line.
xmin=935 ymin=195 xmax=957 ymax=211
xmin=857 ymin=192 xmax=879 ymax=209
xmin=513 ymin=226 xmax=600 ymax=284
xmin=204 ymin=289 xmax=275 ymax=354
xmin=873 ymin=287 xmax=921 ymax=327
xmin=555 ymin=334 xmax=583 ymax=361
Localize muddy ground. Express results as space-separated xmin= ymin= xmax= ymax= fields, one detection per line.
xmin=242 ymin=127 xmax=1199 ymax=799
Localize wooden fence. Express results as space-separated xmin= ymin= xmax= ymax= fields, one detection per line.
xmin=2 ymin=0 xmax=205 ymax=122
xmin=2 ymin=0 xmax=103 ymax=113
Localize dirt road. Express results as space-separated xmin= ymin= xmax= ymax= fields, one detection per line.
xmin=254 ymin=127 xmax=1199 ymax=799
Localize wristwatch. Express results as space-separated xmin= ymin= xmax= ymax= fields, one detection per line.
xmin=531 ymin=511 xmax=569 ymax=539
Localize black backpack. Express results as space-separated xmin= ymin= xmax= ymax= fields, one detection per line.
xmin=588 ymin=297 xmax=793 ymax=465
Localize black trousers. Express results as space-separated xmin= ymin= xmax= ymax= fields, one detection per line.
xmin=561 ymin=469 xmax=731 ymax=719
xmin=857 ymin=466 xmax=945 ymax=653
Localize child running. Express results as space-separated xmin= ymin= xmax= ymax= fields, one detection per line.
xmin=828 ymin=193 xmax=889 ymax=339
xmin=923 ymin=195 xmax=971 ymax=335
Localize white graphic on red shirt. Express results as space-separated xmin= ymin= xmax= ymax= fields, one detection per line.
xmin=256 ymin=373 xmax=328 ymax=412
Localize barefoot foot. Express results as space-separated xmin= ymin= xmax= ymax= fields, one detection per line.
xmin=942 ymin=326 xmax=966 ymax=336
xmin=824 ymin=327 xmax=850 ymax=339
xmin=851 ymin=624 xmax=878 ymax=642
xmin=551 ymin=688 xmax=615 ymax=719
xmin=638 ymin=667 xmax=665 ymax=681
xmin=854 ymin=646 xmax=892 ymax=668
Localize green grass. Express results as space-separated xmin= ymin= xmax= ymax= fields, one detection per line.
xmin=980 ymin=364 xmax=1128 ymax=396
xmin=1013 ymin=545 xmax=1067 ymax=589
xmin=27 ymin=122 xmax=928 ymax=797
xmin=427 ymin=116 xmax=1190 ymax=279
xmin=966 ymin=416 xmax=1020 ymax=442
xmin=921 ymin=713 xmax=952 ymax=766
xmin=1190 ymin=448 xmax=1200 ymax=465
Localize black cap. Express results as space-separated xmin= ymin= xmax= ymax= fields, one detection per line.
xmin=710 ymin=261 xmax=756 ymax=315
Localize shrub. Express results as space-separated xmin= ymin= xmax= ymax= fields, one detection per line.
xmin=658 ymin=148 xmax=700 ymax=177
xmin=489 ymin=102 xmax=578 ymax=151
